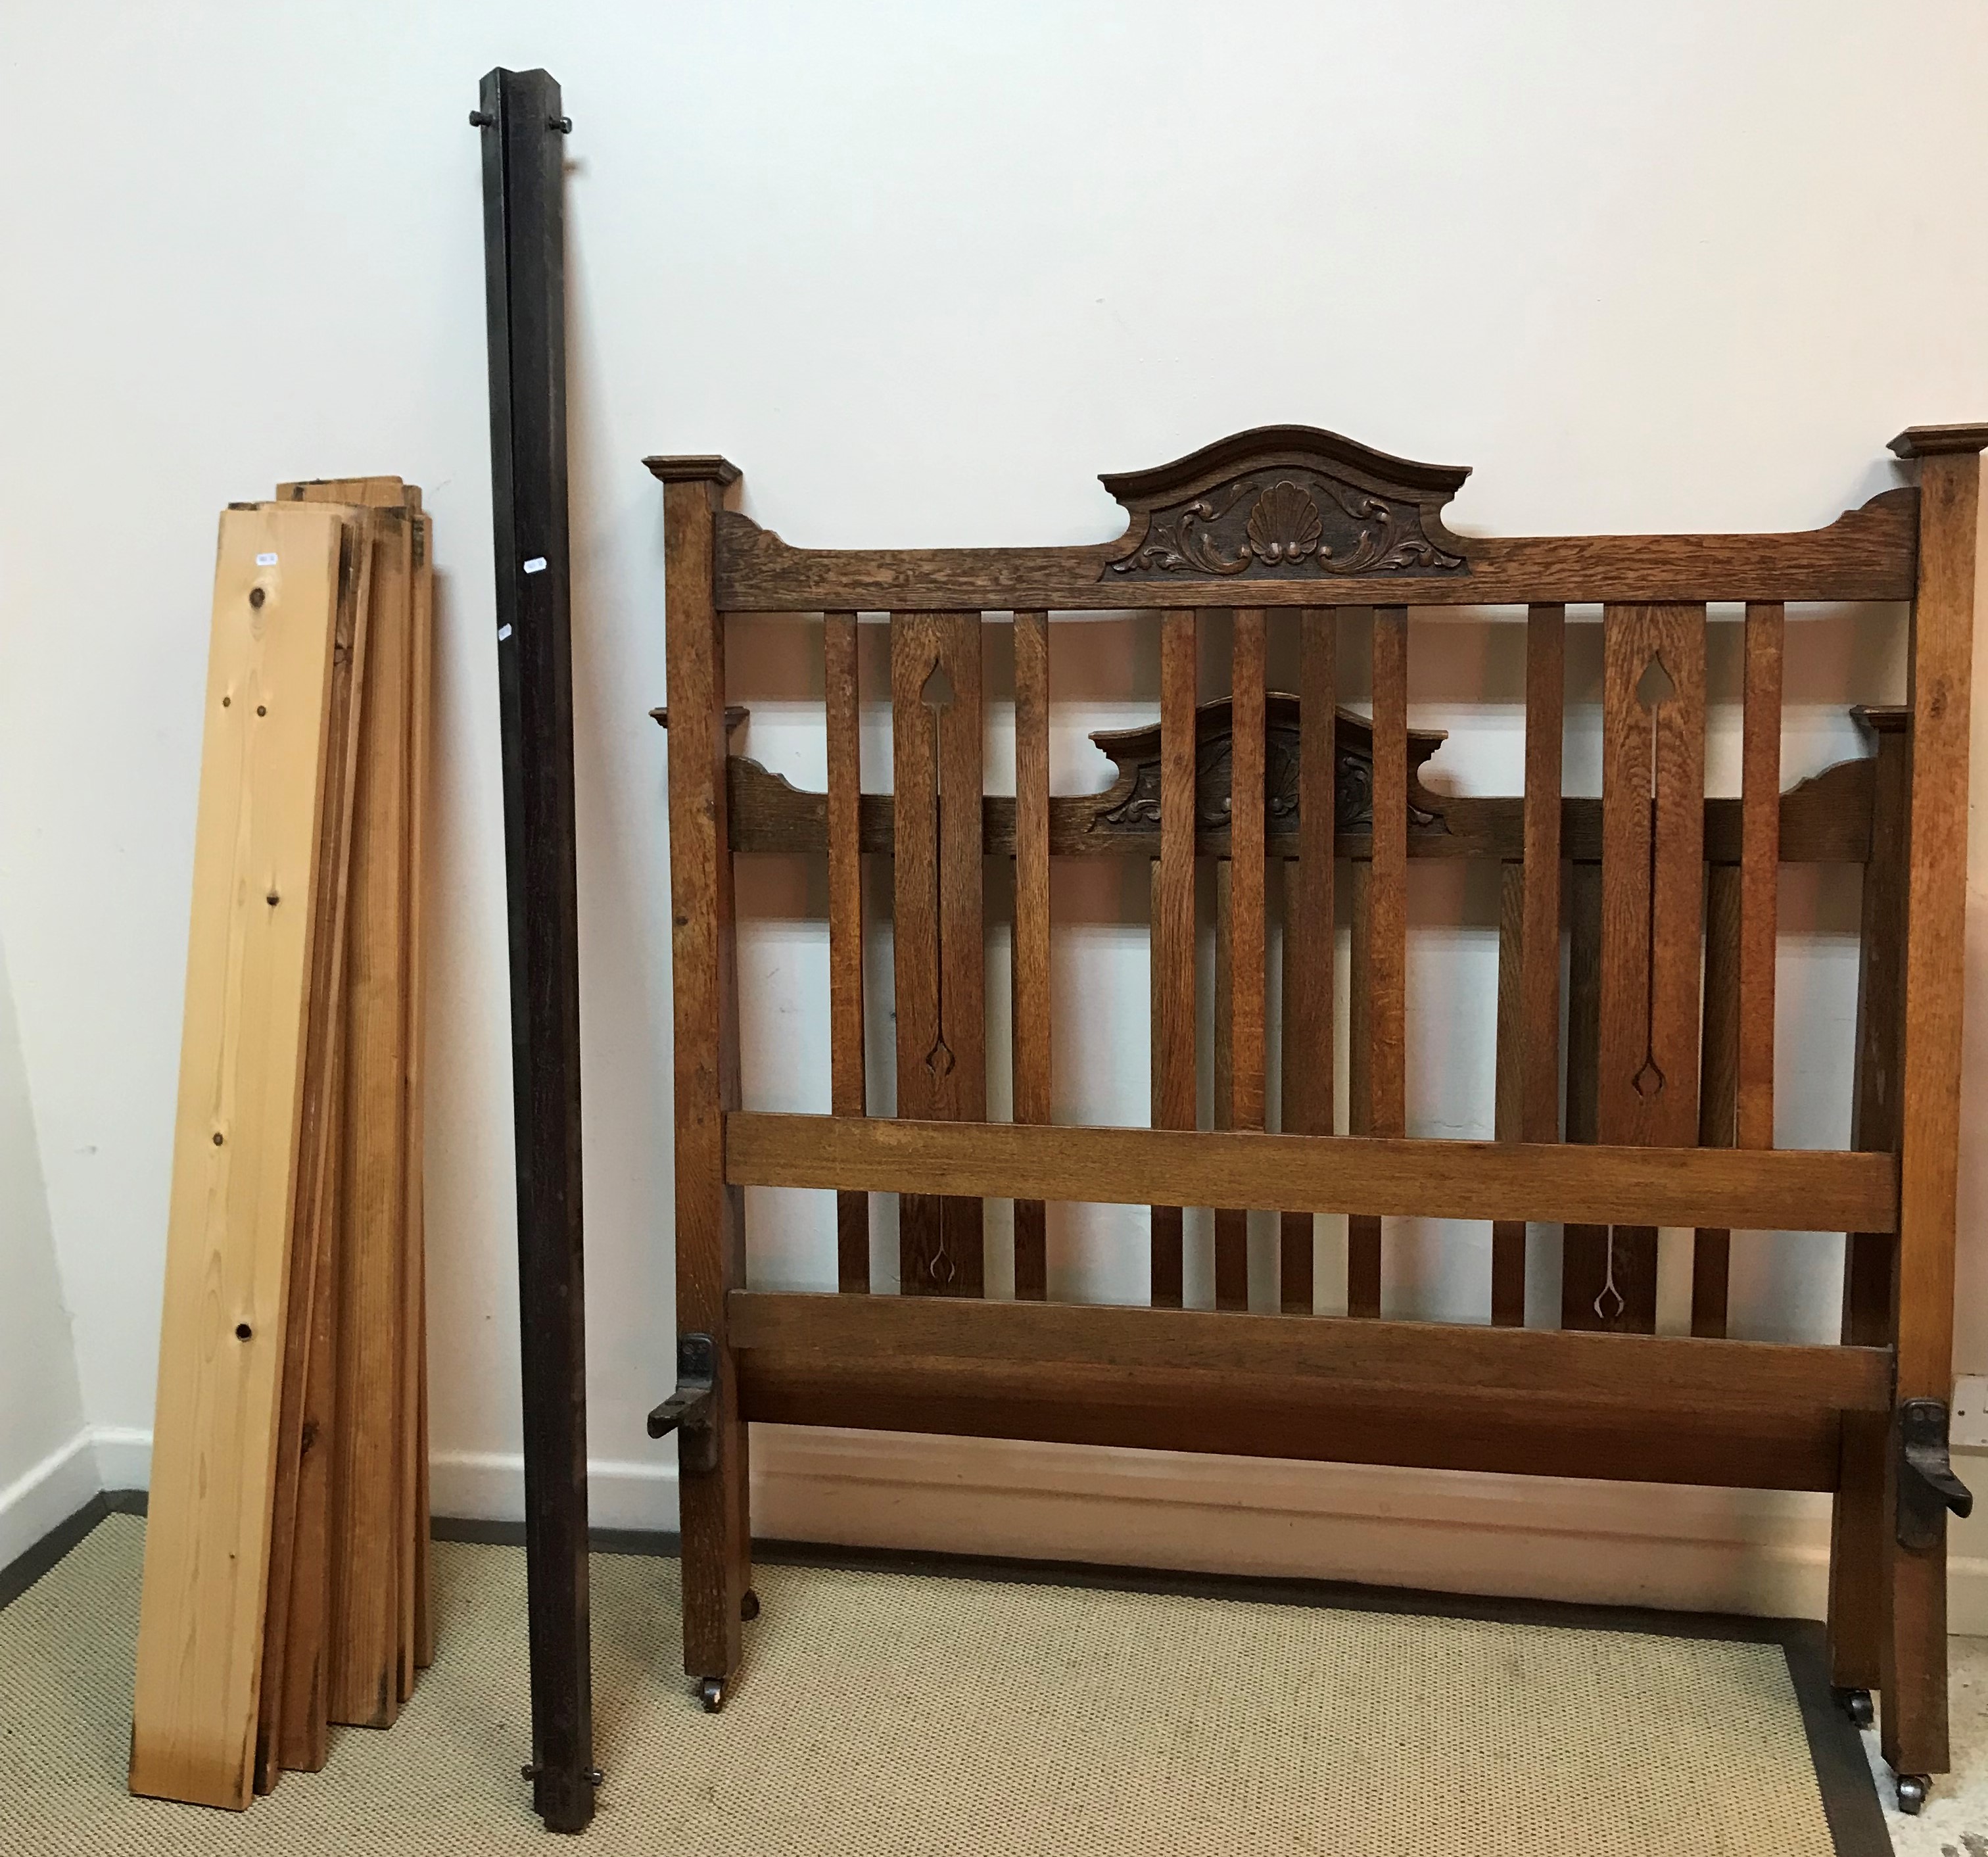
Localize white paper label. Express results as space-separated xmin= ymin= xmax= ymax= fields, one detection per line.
xmin=254 ymin=552 xmax=277 ymax=566
xmin=497 ymin=624 xmax=513 ymax=642
xmin=523 ymin=556 xmax=548 ymax=575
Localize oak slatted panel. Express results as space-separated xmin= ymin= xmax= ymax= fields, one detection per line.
xmin=1588 ymin=603 xmax=1706 ymax=1334
xmin=1693 ymin=863 xmax=1740 ymax=1337
xmin=891 ymin=611 xmax=985 ymax=1296
xmin=130 ymin=504 xmax=346 ymax=1810
xmin=1149 ymin=611 xmax=1197 ymax=1308
xmin=1279 ymin=609 xmax=1333 ymax=1314
xmin=1012 ymin=612 xmax=1051 ymax=1301
xmin=1214 ymin=610 xmax=1267 ymax=1311
xmin=824 ymin=612 xmax=868 ymax=1292
xmin=1828 ymin=705 xmax=1910 ymax=1695
xmin=1491 ymin=861 xmax=1526 ymax=1324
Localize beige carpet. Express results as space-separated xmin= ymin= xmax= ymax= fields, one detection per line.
xmin=0 ymin=1512 xmax=1839 ymax=1856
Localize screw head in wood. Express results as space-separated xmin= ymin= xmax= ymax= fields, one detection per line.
xmin=248 ymin=587 xmax=265 ymax=608
xmin=212 ymin=1132 xmax=224 ymax=1145
xmin=222 ymin=696 xmax=231 ymax=707
xmin=256 ymin=704 xmax=267 ymax=716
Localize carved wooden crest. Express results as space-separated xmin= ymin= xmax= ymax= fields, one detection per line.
xmin=1088 ymin=696 xmax=1449 ymax=838
xmin=1100 ymin=427 xmax=1471 ymax=582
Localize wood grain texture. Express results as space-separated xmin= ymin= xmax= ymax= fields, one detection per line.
xmin=1279 ymin=610 xmax=1335 ymax=1314
xmin=1149 ymin=612 xmax=1197 ymax=1309
xmin=131 ymin=503 xmax=344 ymax=1810
xmin=1738 ymin=602 xmax=1784 ymax=1151
xmin=327 ymin=504 xmax=413 ymax=1731
xmin=664 ymin=473 xmax=749 ymax=1685
xmin=1012 ymin=612 xmax=1051 ymax=1303
xmin=729 ymin=1113 xmax=1895 ymax=1236
xmin=719 ymin=744 xmax=1878 ymax=866
xmin=740 ymin=1352 xmax=1849 ymax=1491
xmin=891 ymin=612 xmax=986 ymax=1297
xmin=1884 ymin=447 xmax=1981 ymax=1779
xmin=1592 ymin=604 xmax=1705 ymax=1335
xmin=1214 ymin=608 xmax=1266 ymax=1311
xmin=729 ymin=1290 xmax=1891 ymax=1416
xmin=255 ymin=508 xmax=371 ymax=1792
xmin=1829 ymin=710 xmax=1910 ymax=1692
xmin=1368 ymin=608 xmax=1408 ymax=1142
xmin=1559 ymin=860 xmax=1611 ymax=1329
xmin=1521 ymin=604 xmax=1564 ymax=1144
xmin=1491 ymin=861 xmax=1526 ymax=1326
xmin=824 ymin=612 xmax=868 ymax=1293
xmin=1347 ymin=857 xmax=1380 ymax=1318
xmin=1693 ymin=862 xmax=1740 ymax=1339
xmin=711 ymin=489 xmax=1918 ymax=612
xmin=398 ymin=508 xmax=434 ymax=1705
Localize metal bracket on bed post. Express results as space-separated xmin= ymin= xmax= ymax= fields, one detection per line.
xmin=1896 ymin=1398 xmax=1974 ymax=1552
xmin=648 ymin=1333 xmax=719 ymax=1476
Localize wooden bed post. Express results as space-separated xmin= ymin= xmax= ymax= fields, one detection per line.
xmin=653 ymin=454 xmax=753 ymax=1709
xmin=1881 ymin=425 xmax=1985 ymax=1795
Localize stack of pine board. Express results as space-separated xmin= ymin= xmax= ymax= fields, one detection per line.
xmin=131 ymin=477 xmax=434 ymax=1812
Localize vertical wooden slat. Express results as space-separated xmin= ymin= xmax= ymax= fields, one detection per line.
xmin=327 ymin=505 xmax=414 ymax=1731
xmin=130 ymin=504 xmax=345 ymax=1810
xmin=1012 ymin=612 xmax=1051 ymax=1303
xmin=256 ymin=514 xmax=370 ymax=1791
xmin=660 ymin=462 xmax=750 ymax=1696
xmin=1369 ymin=608 xmax=1408 ymax=1139
xmin=1589 ymin=603 xmax=1705 ymax=1334
xmin=1149 ymin=611 xmax=1197 ymax=1309
xmin=1559 ymin=859 xmax=1609 ymax=1327
xmin=1491 ymin=861 xmax=1526 ymax=1325
xmin=1882 ymin=439 xmax=1981 ymax=1782
xmin=1828 ymin=706 xmax=1910 ymax=1695
xmin=1521 ymin=605 xmax=1565 ymax=1144
xmin=1693 ymin=863 xmax=1740 ymax=1338
xmin=1498 ymin=603 xmax=1565 ymax=1330
xmin=824 ymin=612 xmax=868 ymax=1293
xmin=1214 ymin=610 xmax=1267 ymax=1311
xmin=1738 ymin=602 xmax=1784 ymax=1152
xmin=1346 ymin=858 xmax=1380 ymax=1317
xmin=891 ymin=611 xmax=986 ymax=1297
xmin=1279 ymin=609 xmax=1333 ymax=1314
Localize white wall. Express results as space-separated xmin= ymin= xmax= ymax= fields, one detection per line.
xmin=0 ymin=922 xmax=90 ymax=1567
xmin=4 ymin=1 xmax=1988 ymax=1609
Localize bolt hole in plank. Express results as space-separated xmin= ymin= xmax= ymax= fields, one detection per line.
xmin=644 ymin=423 xmax=1981 ymax=1816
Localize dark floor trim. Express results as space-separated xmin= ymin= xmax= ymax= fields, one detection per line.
xmin=0 ymin=1488 xmax=145 ymax=1613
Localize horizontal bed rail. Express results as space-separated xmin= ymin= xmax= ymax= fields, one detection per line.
xmin=728 ymin=1290 xmax=1895 ymax=1416
xmin=726 ymin=1112 xmax=1899 ymax=1236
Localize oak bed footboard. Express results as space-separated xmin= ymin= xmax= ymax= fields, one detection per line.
xmin=649 ymin=423 xmax=1984 ymax=1807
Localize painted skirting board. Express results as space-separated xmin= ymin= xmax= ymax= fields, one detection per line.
xmin=14 ymin=1422 xmax=1988 ymax=1631
xmin=0 ymin=1429 xmax=101 ymax=1574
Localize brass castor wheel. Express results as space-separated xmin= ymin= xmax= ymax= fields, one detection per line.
xmin=742 ymin=1589 xmax=761 ymax=1622
xmin=1836 ymin=1687 xmax=1874 ymax=1729
xmin=1897 ymin=1773 xmax=1929 ymax=1815
xmin=698 ymin=1676 xmax=728 ymax=1713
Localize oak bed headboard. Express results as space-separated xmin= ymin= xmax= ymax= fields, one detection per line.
xmin=646 ymin=422 xmax=1985 ymax=1806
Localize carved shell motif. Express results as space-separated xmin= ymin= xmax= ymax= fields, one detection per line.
xmin=1244 ymin=482 xmax=1323 ymax=566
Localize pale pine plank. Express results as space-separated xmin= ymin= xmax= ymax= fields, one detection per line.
xmin=130 ymin=503 xmax=346 ymax=1810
